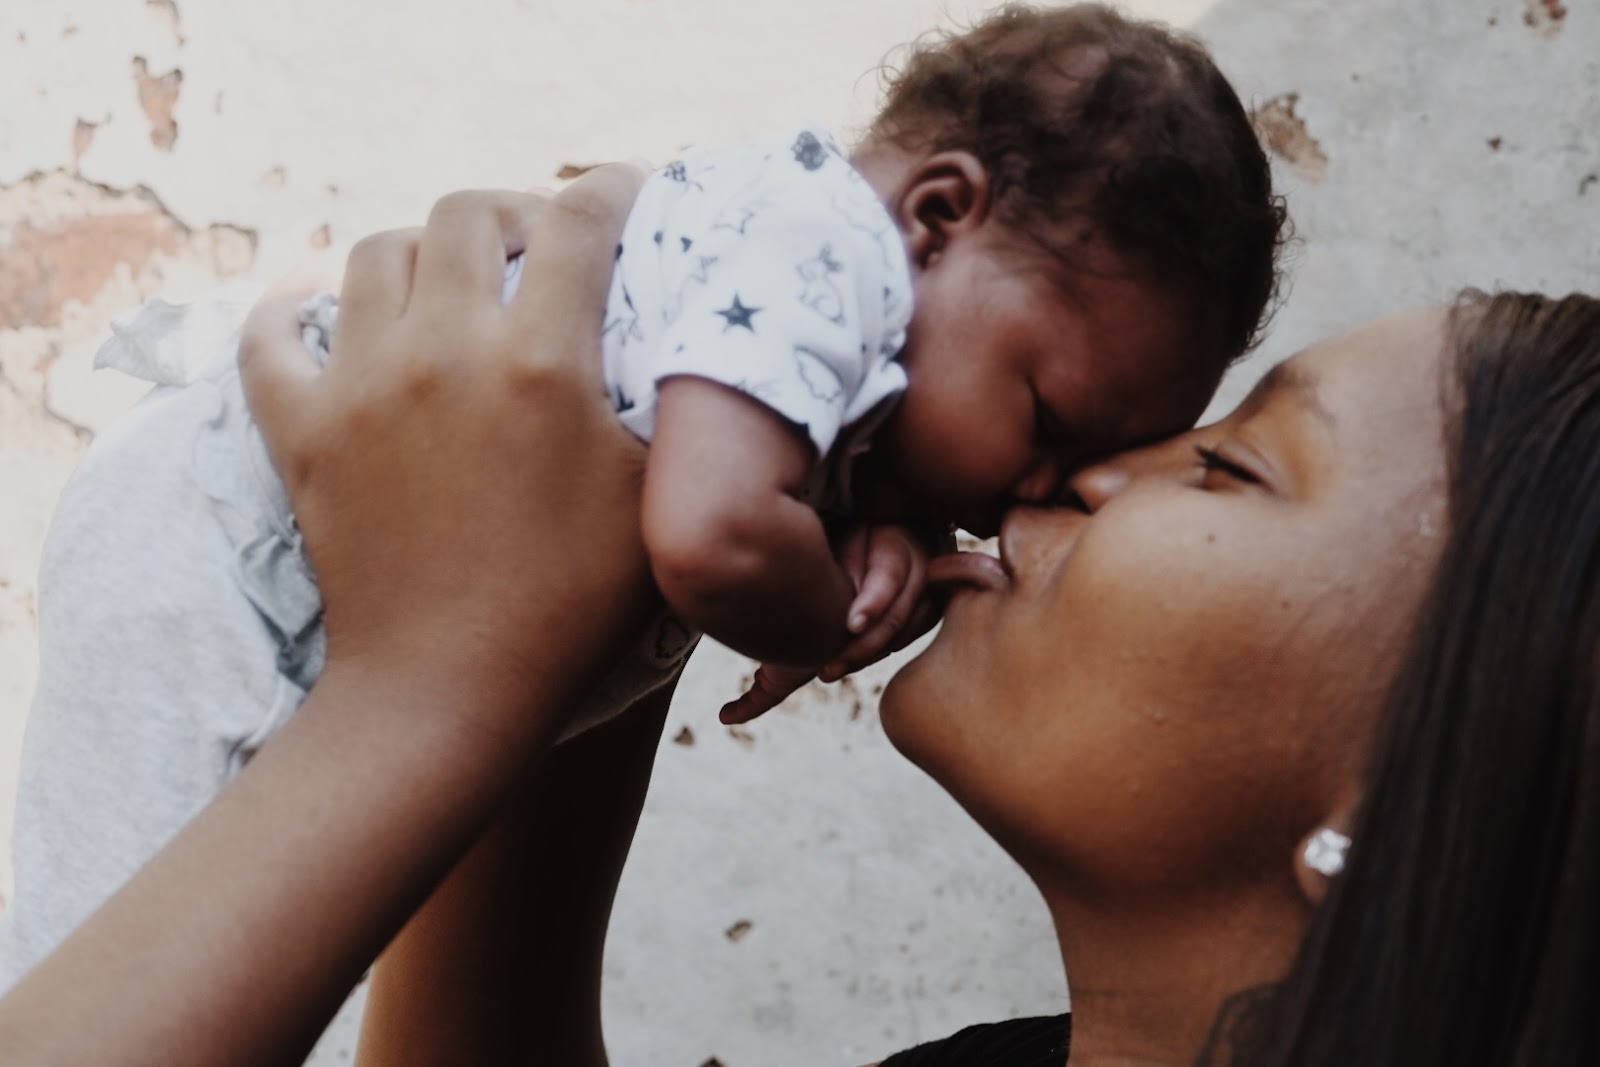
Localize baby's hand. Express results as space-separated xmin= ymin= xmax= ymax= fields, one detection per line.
xmin=719 ymin=662 xmax=816 ymax=725
xmin=825 ymin=523 xmax=940 ymax=680
xmin=718 ymin=524 xmax=944 ymax=725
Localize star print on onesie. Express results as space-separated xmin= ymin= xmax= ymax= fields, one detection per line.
xmin=714 ymin=294 xmax=762 ymax=332
xmin=597 ymin=121 xmax=913 ymax=516
xmin=792 ymin=130 xmax=831 ymax=171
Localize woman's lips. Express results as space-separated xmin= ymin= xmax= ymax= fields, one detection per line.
xmin=927 ymin=549 xmax=1010 ymax=592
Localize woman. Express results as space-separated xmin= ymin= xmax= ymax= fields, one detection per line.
xmin=0 ymin=180 xmax=1596 ymax=1065
xmin=1246 ymin=292 xmax=1600 ymax=1067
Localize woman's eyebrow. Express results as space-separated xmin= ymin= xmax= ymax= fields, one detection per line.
xmin=1238 ymin=361 xmax=1336 ymax=430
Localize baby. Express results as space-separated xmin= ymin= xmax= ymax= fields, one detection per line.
xmin=1 ymin=3 xmax=1284 ymax=987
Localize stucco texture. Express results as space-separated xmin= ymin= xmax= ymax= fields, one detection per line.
xmin=0 ymin=1 xmax=1595 ymax=1064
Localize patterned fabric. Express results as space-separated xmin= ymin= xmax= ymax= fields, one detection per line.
xmin=879 ymin=1014 xmax=1071 ymax=1067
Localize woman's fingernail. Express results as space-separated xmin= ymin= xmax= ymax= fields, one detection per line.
xmin=848 ymin=611 xmax=868 ymax=633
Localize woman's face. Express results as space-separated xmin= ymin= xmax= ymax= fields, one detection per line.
xmin=882 ymin=309 xmax=1453 ymax=897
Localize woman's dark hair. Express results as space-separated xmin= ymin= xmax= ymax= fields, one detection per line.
xmin=869 ymin=2 xmax=1288 ymax=362
xmin=1236 ymin=290 xmax=1600 ymax=1066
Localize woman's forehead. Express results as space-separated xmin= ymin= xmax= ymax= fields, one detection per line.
xmin=1232 ymin=360 xmax=1335 ymax=429
xmin=1278 ymin=308 xmax=1450 ymax=427
xmin=1238 ymin=308 xmax=1452 ymax=499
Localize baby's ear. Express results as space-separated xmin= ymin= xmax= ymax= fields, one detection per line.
xmin=896 ymin=151 xmax=991 ymax=271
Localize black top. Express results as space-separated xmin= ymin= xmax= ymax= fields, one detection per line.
xmin=879 ymin=1014 xmax=1071 ymax=1066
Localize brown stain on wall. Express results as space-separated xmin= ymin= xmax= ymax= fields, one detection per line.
xmin=132 ymin=57 xmax=183 ymax=151
xmin=146 ymin=0 xmax=184 ymax=45
xmin=1524 ymin=0 xmax=1567 ymax=35
xmin=72 ymin=120 xmax=98 ymax=166
xmin=1250 ymin=93 xmax=1330 ymax=182
xmin=0 ymin=173 xmax=255 ymax=331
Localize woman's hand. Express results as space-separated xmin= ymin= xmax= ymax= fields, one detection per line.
xmin=241 ymin=176 xmax=656 ymax=731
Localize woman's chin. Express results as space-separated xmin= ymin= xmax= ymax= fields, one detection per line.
xmin=878 ymin=624 xmax=957 ymax=759
xmin=878 ymin=547 xmax=1015 ymax=784
xmin=877 ymin=655 xmax=915 ymax=742
xmin=877 ymin=646 xmax=923 ymax=748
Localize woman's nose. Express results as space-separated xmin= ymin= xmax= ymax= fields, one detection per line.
xmin=1013 ymin=456 xmax=1064 ymax=505
xmin=1068 ymin=463 xmax=1129 ymax=511
xmin=1068 ymin=436 xmax=1194 ymax=510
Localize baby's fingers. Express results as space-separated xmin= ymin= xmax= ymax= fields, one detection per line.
xmin=823 ymin=551 xmax=928 ymax=682
xmin=820 ymin=596 xmax=910 ymax=682
xmin=845 ymin=541 xmax=911 ymax=635
xmin=837 ymin=525 xmax=872 ymax=593
xmin=238 ymin=290 xmax=328 ymax=490
xmin=720 ymin=664 xmax=814 ymax=724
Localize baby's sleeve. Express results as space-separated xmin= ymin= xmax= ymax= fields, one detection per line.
xmin=650 ymin=166 xmax=909 ymax=460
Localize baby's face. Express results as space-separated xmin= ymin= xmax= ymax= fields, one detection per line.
xmin=863 ymin=238 xmax=1224 ymax=538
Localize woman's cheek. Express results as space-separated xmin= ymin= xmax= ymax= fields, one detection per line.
xmin=1055 ymin=517 xmax=1298 ymax=690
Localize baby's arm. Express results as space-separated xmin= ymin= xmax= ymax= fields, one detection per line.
xmin=720 ymin=522 xmax=945 ymax=724
xmin=644 ymin=375 xmax=855 ymax=667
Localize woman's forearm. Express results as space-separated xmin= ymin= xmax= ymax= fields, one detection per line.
xmin=0 ymin=655 xmax=621 ymax=1066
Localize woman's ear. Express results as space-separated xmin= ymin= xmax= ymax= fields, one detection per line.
xmin=1293 ymin=787 xmax=1361 ymax=907
xmin=893 ymin=150 xmax=992 ymax=272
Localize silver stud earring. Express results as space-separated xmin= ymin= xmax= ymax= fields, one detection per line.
xmin=1303 ymin=828 xmax=1351 ymax=877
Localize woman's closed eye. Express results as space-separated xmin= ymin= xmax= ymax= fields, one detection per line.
xmin=1195 ymin=445 xmax=1262 ymax=488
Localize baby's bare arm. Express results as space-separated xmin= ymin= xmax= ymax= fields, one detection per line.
xmin=644 ymin=376 xmax=854 ymax=667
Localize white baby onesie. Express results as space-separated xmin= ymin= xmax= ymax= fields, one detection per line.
xmin=0 ymin=122 xmax=914 ymax=990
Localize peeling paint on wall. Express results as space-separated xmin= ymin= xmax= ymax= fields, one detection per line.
xmin=70 ymin=120 xmax=98 ymax=167
xmin=1524 ymin=0 xmax=1568 ymax=36
xmin=0 ymin=172 xmax=254 ymax=331
xmin=145 ymin=0 xmax=184 ymax=46
xmin=131 ymin=57 xmax=182 ymax=152
xmin=1251 ymin=92 xmax=1330 ymax=182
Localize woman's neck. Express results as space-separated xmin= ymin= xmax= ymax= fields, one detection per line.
xmin=1040 ymin=876 xmax=1308 ymax=1066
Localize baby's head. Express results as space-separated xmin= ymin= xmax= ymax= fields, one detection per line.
xmin=851 ymin=2 xmax=1286 ymax=536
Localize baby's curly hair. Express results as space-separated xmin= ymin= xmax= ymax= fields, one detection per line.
xmin=869 ymin=3 xmax=1288 ymax=361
